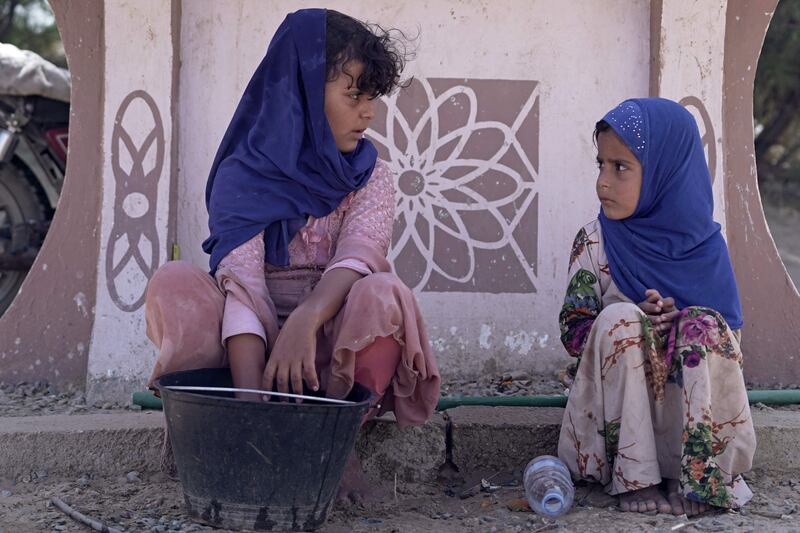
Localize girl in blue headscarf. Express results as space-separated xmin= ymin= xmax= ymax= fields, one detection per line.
xmin=144 ymin=9 xmax=440 ymax=501
xmin=557 ymin=98 xmax=755 ymax=516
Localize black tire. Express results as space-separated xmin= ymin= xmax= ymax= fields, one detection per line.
xmin=0 ymin=163 xmax=47 ymax=316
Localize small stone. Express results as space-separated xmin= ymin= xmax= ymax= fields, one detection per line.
xmin=754 ymin=507 xmax=784 ymax=519
xmin=126 ymin=471 xmax=141 ymax=483
xmin=77 ymin=476 xmax=90 ymax=487
xmin=506 ymin=498 xmax=531 ymax=512
xmin=0 ymin=490 xmax=11 ymax=497
xmin=506 ymin=370 xmax=529 ymax=381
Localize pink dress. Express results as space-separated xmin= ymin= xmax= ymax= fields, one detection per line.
xmin=145 ymin=160 xmax=441 ymax=427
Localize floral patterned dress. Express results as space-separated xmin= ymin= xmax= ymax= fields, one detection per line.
xmin=557 ymin=220 xmax=756 ymax=508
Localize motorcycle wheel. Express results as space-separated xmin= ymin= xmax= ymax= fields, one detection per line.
xmin=0 ymin=163 xmax=47 ymax=316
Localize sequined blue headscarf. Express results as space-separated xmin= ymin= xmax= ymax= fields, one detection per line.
xmin=202 ymin=8 xmax=377 ymax=273
xmin=598 ymin=98 xmax=743 ymax=329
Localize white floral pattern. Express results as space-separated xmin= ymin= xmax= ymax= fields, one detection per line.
xmin=367 ymin=78 xmax=540 ymax=293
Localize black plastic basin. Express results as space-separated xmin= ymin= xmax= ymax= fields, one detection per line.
xmin=155 ymin=368 xmax=371 ymax=531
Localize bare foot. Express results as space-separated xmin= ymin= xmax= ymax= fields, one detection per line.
xmin=618 ymin=485 xmax=672 ymax=514
xmin=665 ymin=479 xmax=710 ymax=516
xmin=336 ymin=452 xmax=370 ymax=505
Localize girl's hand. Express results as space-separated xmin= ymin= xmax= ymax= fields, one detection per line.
xmin=261 ymin=310 xmax=320 ymax=400
xmin=638 ymin=289 xmax=679 ymax=334
xmin=261 ymin=267 xmax=362 ymax=400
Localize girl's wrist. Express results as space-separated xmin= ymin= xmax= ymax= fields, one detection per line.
xmin=292 ymin=301 xmax=326 ymax=329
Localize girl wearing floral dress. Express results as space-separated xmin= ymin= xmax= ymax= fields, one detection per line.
xmin=557 ymin=98 xmax=756 ymax=516
xmin=144 ymin=9 xmax=440 ymax=500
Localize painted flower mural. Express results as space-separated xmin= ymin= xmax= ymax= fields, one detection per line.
xmin=367 ymin=77 xmax=540 ymax=293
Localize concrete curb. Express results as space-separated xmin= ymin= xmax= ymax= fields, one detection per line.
xmin=0 ymin=412 xmax=164 ymax=480
xmin=447 ymin=406 xmax=564 ymax=473
xmin=0 ymin=407 xmax=796 ymax=482
xmin=357 ymin=413 xmax=447 ymax=483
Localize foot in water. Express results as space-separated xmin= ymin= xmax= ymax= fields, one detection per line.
xmin=618 ymin=485 xmax=672 ymax=513
xmin=665 ymin=478 xmax=711 ymax=516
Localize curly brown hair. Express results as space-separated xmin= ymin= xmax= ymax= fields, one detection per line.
xmin=325 ymin=10 xmax=412 ymax=98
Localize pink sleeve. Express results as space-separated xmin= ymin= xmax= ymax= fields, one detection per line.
xmin=216 ymin=234 xmax=268 ymax=345
xmin=325 ymin=159 xmax=395 ymax=274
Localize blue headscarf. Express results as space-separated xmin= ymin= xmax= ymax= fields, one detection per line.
xmin=598 ymin=98 xmax=743 ymax=329
xmin=202 ymin=8 xmax=377 ymax=273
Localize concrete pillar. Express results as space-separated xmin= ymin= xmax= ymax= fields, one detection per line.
xmin=650 ymin=0 xmax=729 ymax=231
xmin=87 ymin=0 xmax=180 ymax=402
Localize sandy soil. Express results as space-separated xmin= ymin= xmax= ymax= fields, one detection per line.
xmin=1 ymin=465 xmax=799 ymax=533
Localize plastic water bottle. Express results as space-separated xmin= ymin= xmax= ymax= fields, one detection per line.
xmin=523 ymin=455 xmax=574 ymax=517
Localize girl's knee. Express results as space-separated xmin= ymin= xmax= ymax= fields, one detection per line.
xmin=350 ymin=272 xmax=409 ymax=298
xmin=149 ymin=261 xmax=198 ymax=287
xmin=597 ymin=302 xmax=642 ymax=325
xmin=588 ymin=303 xmax=645 ymax=342
xmin=679 ymin=306 xmax=725 ymax=325
xmin=147 ymin=261 xmax=215 ymax=302
xmin=675 ymin=307 xmax=728 ymax=348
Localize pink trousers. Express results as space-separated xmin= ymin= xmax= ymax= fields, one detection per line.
xmin=145 ymin=261 xmax=440 ymax=427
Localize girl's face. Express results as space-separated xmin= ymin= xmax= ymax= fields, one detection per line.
xmin=595 ymin=130 xmax=643 ymax=220
xmin=324 ymin=60 xmax=375 ymax=153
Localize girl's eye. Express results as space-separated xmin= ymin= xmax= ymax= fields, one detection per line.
xmin=596 ymin=161 xmax=604 ymax=170
xmin=348 ymin=92 xmax=360 ymax=100
xmin=615 ymin=162 xmax=628 ymax=172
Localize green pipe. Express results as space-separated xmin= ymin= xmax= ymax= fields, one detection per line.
xmin=132 ymin=391 xmax=163 ymax=410
xmin=132 ymin=389 xmax=800 ymax=412
xmin=745 ymin=389 xmax=800 ymax=406
xmin=436 ymin=395 xmax=568 ymax=410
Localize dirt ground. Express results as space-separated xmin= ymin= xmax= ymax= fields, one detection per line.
xmin=1 ymin=464 xmax=799 ymax=533
xmin=2 ymin=352 xmax=800 ymax=532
